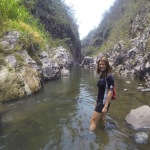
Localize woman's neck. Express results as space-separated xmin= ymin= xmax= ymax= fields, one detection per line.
xmin=100 ymin=72 xmax=107 ymax=78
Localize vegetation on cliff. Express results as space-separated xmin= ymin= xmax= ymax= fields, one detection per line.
xmin=24 ymin=0 xmax=81 ymax=62
xmin=0 ymin=0 xmax=81 ymax=64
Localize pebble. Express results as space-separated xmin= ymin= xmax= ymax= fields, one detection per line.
xmin=126 ymin=81 xmax=131 ymax=84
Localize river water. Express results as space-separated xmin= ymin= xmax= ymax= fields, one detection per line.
xmin=0 ymin=67 xmax=150 ymax=150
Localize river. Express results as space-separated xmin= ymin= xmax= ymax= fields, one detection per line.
xmin=0 ymin=67 xmax=150 ymax=150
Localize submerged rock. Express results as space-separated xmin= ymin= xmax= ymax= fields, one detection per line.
xmin=134 ymin=132 xmax=149 ymax=144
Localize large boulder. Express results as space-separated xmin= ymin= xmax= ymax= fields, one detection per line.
xmin=39 ymin=51 xmax=60 ymax=80
xmin=0 ymin=31 xmax=75 ymax=102
xmin=0 ymin=68 xmax=25 ymax=102
xmin=20 ymin=66 xmax=41 ymax=95
xmin=125 ymin=105 xmax=150 ymax=130
xmin=0 ymin=66 xmax=41 ymax=102
xmin=49 ymin=46 xmax=73 ymax=69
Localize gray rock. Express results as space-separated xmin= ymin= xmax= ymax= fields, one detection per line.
xmin=61 ymin=68 xmax=70 ymax=76
xmin=0 ymin=31 xmax=20 ymax=50
xmin=0 ymin=41 xmax=9 ymax=49
xmin=19 ymin=50 xmax=40 ymax=70
xmin=134 ymin=132 xmax=148 ymax=144
xmin=141 ymin=88 xmax=150 ymax=92
xmin=5 ymin=55 xmax=17 ymax=68
xmin=125 ymin=105 xmax=150 ymax=130
xmin=39 ymin=51 xmax=48 ymax=59
xmin=126 ymin=81 xmax=131 ymax=84
xmin=80 ymin=56 xmax=95 ymax=68
xmin=40 ymin=56 xmax=60 ymax=80
xmin=52 ymin=47 xmax=73 ymax=69
xmin=0 ymin=66 xmax=41 ymax=102
xmin=137 ymin=86 xmax=144 ymax=90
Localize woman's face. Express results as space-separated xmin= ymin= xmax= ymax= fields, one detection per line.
xmin=99 ymin=60 xmax=106 ymax=72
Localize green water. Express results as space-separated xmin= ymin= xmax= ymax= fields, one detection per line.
xmin=0 ymin=67 xmax=150 ymax=150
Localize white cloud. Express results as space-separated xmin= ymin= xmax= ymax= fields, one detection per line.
xmin=64 ymin=0 xmax=115 ymax=39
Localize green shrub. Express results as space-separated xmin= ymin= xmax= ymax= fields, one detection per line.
xmin=0 ymin=0 xmax=30 ymax=22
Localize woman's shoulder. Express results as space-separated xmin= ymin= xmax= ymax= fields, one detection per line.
xmin=107 ymin=73 xmax=114 ymax=80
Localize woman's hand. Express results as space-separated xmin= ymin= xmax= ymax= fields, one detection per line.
xmin=102 ymin=107 xmax=107 ymax=113
xmin=94 ymin=101 xmax=97 ymax=106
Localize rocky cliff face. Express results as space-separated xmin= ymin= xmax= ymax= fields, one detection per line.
xmin=0 ymin=31 xmax=73 ymax=102
xmin=107 ymin=6 xmax=150 ymax=87
xmin=81 ymin=2 xmax=150 ymax=87
xmin=0 ymin=0 xmax=83 ymax=102
xmin=25 ymin=0 xmax=82 ymax=64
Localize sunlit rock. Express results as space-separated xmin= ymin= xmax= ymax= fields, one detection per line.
xmin=0 ymin=68 xmax=25 ymax=102
xmin=0 ymin=65 xmax=41 ymax=102
xmin=19 ymin=50 xmax=40 ymax=71
xmin=5 ymin=55 xmax=17 ymax=68
xmin=0 ymin=31 xmax=20 ymax=50
xmin=61 ymin=68 xmax=70 ymax=76
xmin=141 ymin=88 xmax=150 ymax=92
xmin=51 ymin=46 xmax=73 ymax=69
xmin=20 ymin=66 xmax=41 ymax=95
xmin=39 ymin=51 xmax=60 ymax=80
xmin=126 ymin=81 xmax=131 ymax=84
xmin=125 ymin=105 xmax=150 ymax=130
xmin=137 ymin=86 xmax=144 ymax=90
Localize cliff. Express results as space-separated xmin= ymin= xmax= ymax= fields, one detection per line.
xmin=0 ymin=0 xmax=81 ymax=102
xmin=24 ymin=0 xmax=82 ymax=63
xmin=81 ymin=0 xmax=150 ymax=87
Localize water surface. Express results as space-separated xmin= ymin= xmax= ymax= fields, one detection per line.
xmin=0 ymin=67 xmax=150 ymax=150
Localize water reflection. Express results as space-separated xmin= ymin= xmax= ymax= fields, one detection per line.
xmin=0 ymin=67 xmax=150 ymax=150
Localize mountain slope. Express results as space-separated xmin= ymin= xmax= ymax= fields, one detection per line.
xmin=24 ymin=0 xmax=82 ymax=63
xmin=81 ymin=0 xmax=148 ymax=56
xmin=81 ymin=0 xmax=150 ymax=86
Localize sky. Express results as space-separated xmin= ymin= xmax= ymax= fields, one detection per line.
xmin=64 ymin=0 xmax=115 ymax=39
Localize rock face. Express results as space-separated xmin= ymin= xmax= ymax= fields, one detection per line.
xmin=83 ymin=5 xmax=150 ymax=88
xmin=26 ymin=0 xmax=82 ymax=64
xmin=0 ymin=31 xmax=74 ymax=102
xmin=125 ymin=105 xmax=150 ymax=130
xmin=80 ymin=56 xmax=96 ymax=68
xmin=0 ymin=31 xmax=20 ymax=50
xmin=110 ymin=7 xmax=150 ymax=87
xmin=39 ymin=51 xmax=60 ymax=80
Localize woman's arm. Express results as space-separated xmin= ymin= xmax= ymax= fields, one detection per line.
xmin=102 ymin=90 xmax=113 ymax=113
xmin=102 ymin=73 xmax=114 ymax=113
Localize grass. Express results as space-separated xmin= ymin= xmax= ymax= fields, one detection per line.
xmin=0 ymin=0 xmax=70 ymax=55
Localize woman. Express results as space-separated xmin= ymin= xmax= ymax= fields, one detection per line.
xmin=90 ymin=57 xmax=114 ymax=131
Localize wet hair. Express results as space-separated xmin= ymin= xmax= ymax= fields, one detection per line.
xmin=96 ymin=57 xmax=112 ymax=75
